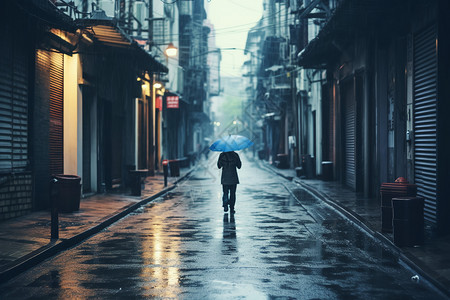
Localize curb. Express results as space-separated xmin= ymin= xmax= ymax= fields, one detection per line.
xmin=293 ymin=178 xmax=450 ymax=298
xmin=0 ymin=168 xmax=195 ymax=284
xmin=258 ymin=160 xmax=450 ymax=298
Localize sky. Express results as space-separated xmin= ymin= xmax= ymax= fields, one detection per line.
xmin=206 ymin=0 xmax=263 ymax=78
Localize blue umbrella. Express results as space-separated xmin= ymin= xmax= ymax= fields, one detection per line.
xmin=209 ymin=135 xmax=254 ymax=152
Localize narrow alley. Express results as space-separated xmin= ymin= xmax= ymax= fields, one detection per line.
xmin=0 ymin=154 xmax=444 ymax=299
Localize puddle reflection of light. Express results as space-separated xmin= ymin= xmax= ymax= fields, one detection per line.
xmin=140 ymin=217 xmax=181 ymax=297
xmin=56 ymin=252 xmax=95 ymax=298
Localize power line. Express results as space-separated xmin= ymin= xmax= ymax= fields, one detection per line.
xmin=150 ymin=20 xmax=291 ymax=42
xmin=212 ymin=7 xmax=288 ymax=33
xmin=227 ymin=0 xmax=263 ymax=12
xmin=159 ymin=0 xmax=178 ymax=4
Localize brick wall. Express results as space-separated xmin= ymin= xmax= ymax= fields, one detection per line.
xmin=0 ymin=172 xmax=32 ymax=221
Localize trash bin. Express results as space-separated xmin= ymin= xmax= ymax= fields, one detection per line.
xmin=53 ymin=174 xmax=81 ymax=213
xmin=126 ymin=165 xmax=136 ymax=187
xmin=322 ymin=161 xmax=333 ymax=181
xmin=392 ymin=197 xmax=424 ymax=247
xmin=169 ymin=160 xmax=180 ymax=177
xmin=179 ymin=157 xmax=190 ymax=168
xmin=129 ymin=170 xmax=148 ymax=196
xmin=380 ymin=177 xmax=417 ymax=232
xmin=276 ymin=154 xmax=289 ymax=169
xmin=258 ymin=150 xmax=266 ymax=160
xmin=295 ymin=167 xmax=303 ymax=177
xmin=302 ymin=155 xmax=315 ymax=179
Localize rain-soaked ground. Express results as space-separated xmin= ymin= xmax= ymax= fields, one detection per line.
xmin=0 ymin=154 xmax=446 ymax=299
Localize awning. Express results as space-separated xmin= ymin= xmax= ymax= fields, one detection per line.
xmin=76 ymin=17 xmax=168 ymax=73
xmin=297 ymin=0 xmax=406 ymax=68
xmin=13 ymin=0 xmax=76 ymax=32
xmin=6 ymin=1 xmax=78 ymax=55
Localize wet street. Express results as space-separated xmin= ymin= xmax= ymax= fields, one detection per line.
xmin=0 ymin=154 xmax=445 ymax=299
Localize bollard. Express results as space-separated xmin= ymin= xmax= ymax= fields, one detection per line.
xmin=50 ymin=178 xmax=59 ymax=240
xmin=162 ymin=160 xmax=169 ymax=187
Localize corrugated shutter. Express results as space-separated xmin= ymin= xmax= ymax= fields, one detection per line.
xmin=36 ymin=49 xmax=64 ymax=175
xmin=0 ymin=25 xmax=29 ymax=173
xmin=413 ymin=24 xmax=438 ymax=224
xmin=343 ymin=83 xmax=356 ymax=190
xmin=49 ymin=52 xmax=64 ymax=175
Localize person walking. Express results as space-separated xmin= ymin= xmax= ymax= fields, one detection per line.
xmin=217 ymin=151 xmax=241 ymax=213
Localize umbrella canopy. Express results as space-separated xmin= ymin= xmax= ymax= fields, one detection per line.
xmin=209 ymin=135 xmax=254 ymax=152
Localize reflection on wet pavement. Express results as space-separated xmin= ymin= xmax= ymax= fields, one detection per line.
xmin=0 ymin=155 xmax=446 ymax=299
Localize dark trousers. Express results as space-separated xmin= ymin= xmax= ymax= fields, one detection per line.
xmin=222 ymin=184 xmax=237 ymax=209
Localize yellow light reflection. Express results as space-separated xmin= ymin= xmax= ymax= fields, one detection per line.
xmin=140 ymin=215 xmax=181 ymax=297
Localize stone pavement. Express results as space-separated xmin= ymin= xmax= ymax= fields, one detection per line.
xmin=1 ymin=157 xmax=449 ymax=298
xmin=260 ymin=160 xmax=450 ymax=298
xmin=0 ymin=167 xmax=194 ymax=284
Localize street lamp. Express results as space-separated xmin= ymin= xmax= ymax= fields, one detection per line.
xmin=165 ymin=42 xmax=178 ymax=57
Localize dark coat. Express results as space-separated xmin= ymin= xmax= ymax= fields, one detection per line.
xmin=217 ymin=151 xmax=242 ymax=185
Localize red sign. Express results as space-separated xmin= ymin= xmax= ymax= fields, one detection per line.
xmin=166 ymin=96 xmax=179 ymax=109
xmin=155 ymin=96 xmax=162 ymax=110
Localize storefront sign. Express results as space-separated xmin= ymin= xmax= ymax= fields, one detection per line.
xmin=156 ymin=96 xmax=162 ymax=110
xmin=166 ymin=96 xmax=179 ymax=109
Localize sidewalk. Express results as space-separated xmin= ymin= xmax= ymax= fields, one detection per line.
xmin=261 ymin=161 xmax=450 ymax=298
xmin=0 ymin=167 xmax=194 ymax=284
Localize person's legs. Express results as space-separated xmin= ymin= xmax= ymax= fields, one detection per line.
xmin=222 ymin=185 xmax=230 ymax=211
xmin=229 ymin=185 xmax=237 ymax=213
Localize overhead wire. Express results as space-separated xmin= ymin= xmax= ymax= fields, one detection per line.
xmin=151 ymin=1 xmax=294 ymax=79
xmin=158 ymin=0 xmax=178 ymax=4
xmin=227 ymin=0 xmax=262 ymax=12
xmin=150 ymin=10 xmax=291 ymax=42
xmin=151 ymin=21 xmax=290 ymax=42
xmin=131 ymin=5 xmax=290 ymax=48
xmin=211 ymin=7 xmax=287 ymax=33
xmin=146 ymin=5 xmax=287 ymax=37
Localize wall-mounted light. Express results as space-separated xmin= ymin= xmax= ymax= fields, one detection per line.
xmin=81 ymin=33 xmax=94 ymax=44
xmin=153 ymin=82 xmax=162 ymax=89
xmin=164 ymin=42 xmax=178 ymax=57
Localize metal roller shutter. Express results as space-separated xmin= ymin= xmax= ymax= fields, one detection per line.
xmin=0 ymin=25 xmax=29 ymax=173
xmin=35 ymin=49 xmax=64 ymax=176
xmin=413 ymin=24 xmax=438 ymax=224
xmin=342 ymin=83 xmax=356 ymax=190
xmin=49 ymin=52 xmax=64 ymax=175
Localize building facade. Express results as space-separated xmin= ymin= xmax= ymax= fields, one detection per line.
xmin=246 ymin=0 xmax=450 ymax=235
xmin=0 ymin=0 xmax=214 ymax=221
